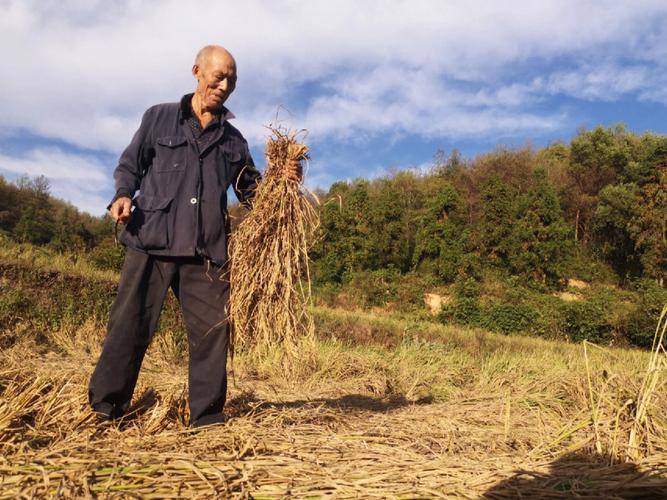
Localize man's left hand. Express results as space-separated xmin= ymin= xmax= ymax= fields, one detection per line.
xmin=285 ymin=159 xmax=303 ymax=182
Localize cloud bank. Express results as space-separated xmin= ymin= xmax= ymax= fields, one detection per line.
xmin=1 ymin=0 xmax=667 ymax=213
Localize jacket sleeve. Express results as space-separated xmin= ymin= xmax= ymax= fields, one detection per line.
xmin=232 ymin=141 xmax=262 ymax=208
xmin=106 ymin=108 xmax=155 ymax=211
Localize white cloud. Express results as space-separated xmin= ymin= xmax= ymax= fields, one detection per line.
xmin=2 ymin=0 xmax=667 ymax=150
xmin=544 ymin=64 xmax=653 ymax=101
xmin=297 ymin=65 xmax=564 ymax=146
xmin=2 ymin=0 xmax=667 ymax=213
xmin=0 ymin=148 xmax=111 ymax=215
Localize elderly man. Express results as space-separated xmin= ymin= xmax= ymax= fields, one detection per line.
xmin=89 ymin=45 xmax=301 ymax=427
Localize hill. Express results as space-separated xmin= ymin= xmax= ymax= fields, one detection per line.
xmin=1 ymin=124 xmax=665 ymax=348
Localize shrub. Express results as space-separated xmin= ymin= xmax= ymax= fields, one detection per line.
xmin=392 ymin=272 xmax=440 ymax=312
xmin=559 ymin=293 xmax=613 ymax=343
xmin=311 ymin=282 xmax=342 ymax=307
xmin=626 ymin=279 xmax=667 ymax=347
xmin=89 ymin=239 xmax=125 ymax=272
xmin=341 ymin=268 xmax=401 ymax=308
xmin=453 ymin=276 xmax=481 ymax=299
xmin=0 ymin=286 xmax=34 ymax=330
xmin=480 ymin=303 xmax=537 ymax=334
xmin=439 ymin=297 xmax=481 ymax=325
xmin=564 ymin=248 xmax=617 ymax=284
xmin=439 ymin=277 xmax=482 ymax=325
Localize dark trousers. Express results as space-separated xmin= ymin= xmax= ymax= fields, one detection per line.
xmin=88 ymin=247 xmax=230 ymax=426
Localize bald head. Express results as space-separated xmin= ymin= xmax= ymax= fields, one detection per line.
xmin=194 ymin=45 xmax=236 ymax=69
xmin=192 ymin=45 xmax=237 ymax=112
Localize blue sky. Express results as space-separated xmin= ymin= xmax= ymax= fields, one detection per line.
xmin=2 ymin=0 xmax=667 ymax=215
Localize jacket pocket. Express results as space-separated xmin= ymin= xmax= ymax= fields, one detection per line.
xmin=130 ymin=194 xmax=173 ymax=249
xmin=223 ymin=150 xmax=242 ymax=163
xmin=221 ymin=149 xmax=244 ymax=190
xmin=155 ymin=136 xmax=188 ymax=172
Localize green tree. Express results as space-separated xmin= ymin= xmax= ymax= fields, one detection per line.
xmin=507 ymin=169 xmax=573 ymax=286
xmin=412 ymin=182 xmax=468 ymax=282
xmin=0 ymin=175 xmax=20 ymax=233
xmin=13 ymin=175 xmax=55 ymax=244
xmin=629 ymin=172 xmax=666 ymax=284
xmin=592 ymin=183 xmax=642 ymax=280
xmin=312 ymin=180 xmax=375 ymax=282
xmin=568 ymin=125 xmax=638 ymax=242
xmin=478 ymin=176 xmax=517 ymax=263
xmin=368 ymin=179 xmax=411 ymax=271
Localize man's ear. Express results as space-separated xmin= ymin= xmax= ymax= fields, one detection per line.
xmin=192 ymin=64 xmax=199 ymax=78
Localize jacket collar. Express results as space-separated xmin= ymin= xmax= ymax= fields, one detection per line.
xmin=178 ymin=93 xmax=235 ymax=123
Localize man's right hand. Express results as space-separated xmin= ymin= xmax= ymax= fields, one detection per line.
xmin=110 ymin=196 xmax=132 ymax=223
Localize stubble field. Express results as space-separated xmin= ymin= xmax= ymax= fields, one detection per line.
xmin=0 ymin=247 xmax=665 ymax=498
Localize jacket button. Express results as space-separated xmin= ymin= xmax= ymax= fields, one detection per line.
xmin=190 ymin=198 xmax=197 ymax=204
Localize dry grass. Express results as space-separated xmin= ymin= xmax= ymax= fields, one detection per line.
xmin=624 ymin=305 xmax=666 ymax=463
xmin=1 ymin=304 xmax=665 ymax=498
xmin=228 ymin=126 xmax=319 ymax=361
xmin=0 ymin=233 xmax=117 ymax=282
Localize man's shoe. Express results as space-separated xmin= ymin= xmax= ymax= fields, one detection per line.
xmin=191 ymin=413 xmax=226 ymax=428
xmin=92 ymin=402 xmax=119 ymax=423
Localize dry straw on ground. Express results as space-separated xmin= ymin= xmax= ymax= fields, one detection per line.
xmin=228 ymin=125 xmax=319 ymax=358
xmin=1 ymin=308 xmax=666 ymax=498
xmin=2 ymin=233 xmax=666 ymax=497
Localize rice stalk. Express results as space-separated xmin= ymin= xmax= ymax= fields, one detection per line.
xmin=550 ymin=306 xmax=667 ymax=464
xmin=228 ymin=125 xmax=319 ymax=361
xmin=628 ymin=303 xmax=667 ymax=461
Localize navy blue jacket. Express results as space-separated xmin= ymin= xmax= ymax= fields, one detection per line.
xmin=110 ymin=94 xmax=261 ymax=265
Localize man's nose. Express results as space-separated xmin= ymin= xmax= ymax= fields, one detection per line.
xmin=219 ymin=79 xmax=229 ymax=92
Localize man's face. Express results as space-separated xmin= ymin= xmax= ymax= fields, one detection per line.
xmin=193 ymin=52 xmax=237 ymax=111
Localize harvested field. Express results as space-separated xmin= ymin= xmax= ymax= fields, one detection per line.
xmin=0 ymin=256 xmax=665 ymax=497
xmin=1 ymin=309 xmax=666 ymax=498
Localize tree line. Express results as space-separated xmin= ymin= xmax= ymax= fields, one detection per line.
xmin=1 ymin=124 xmax=664 ymax=347
xmin=0 ymin=175 xmax=110 ymax=251
xmin=312 ymin=124 xmax=665 ymax=290
xmin=2 ymin=124 xmax=664 ymax=289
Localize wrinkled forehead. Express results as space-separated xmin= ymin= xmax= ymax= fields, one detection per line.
xmin=202 ymin=50 xmax=236 ymax=74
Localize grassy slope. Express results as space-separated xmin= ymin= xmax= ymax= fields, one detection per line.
xmin=0 ymin=234 xmax=118 ymax=282
xmin=1 ymin=241 xmax=665 ymax=497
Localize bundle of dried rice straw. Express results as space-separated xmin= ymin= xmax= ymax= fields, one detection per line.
xmin=228 ymin=126 xmax=319 ymax=356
